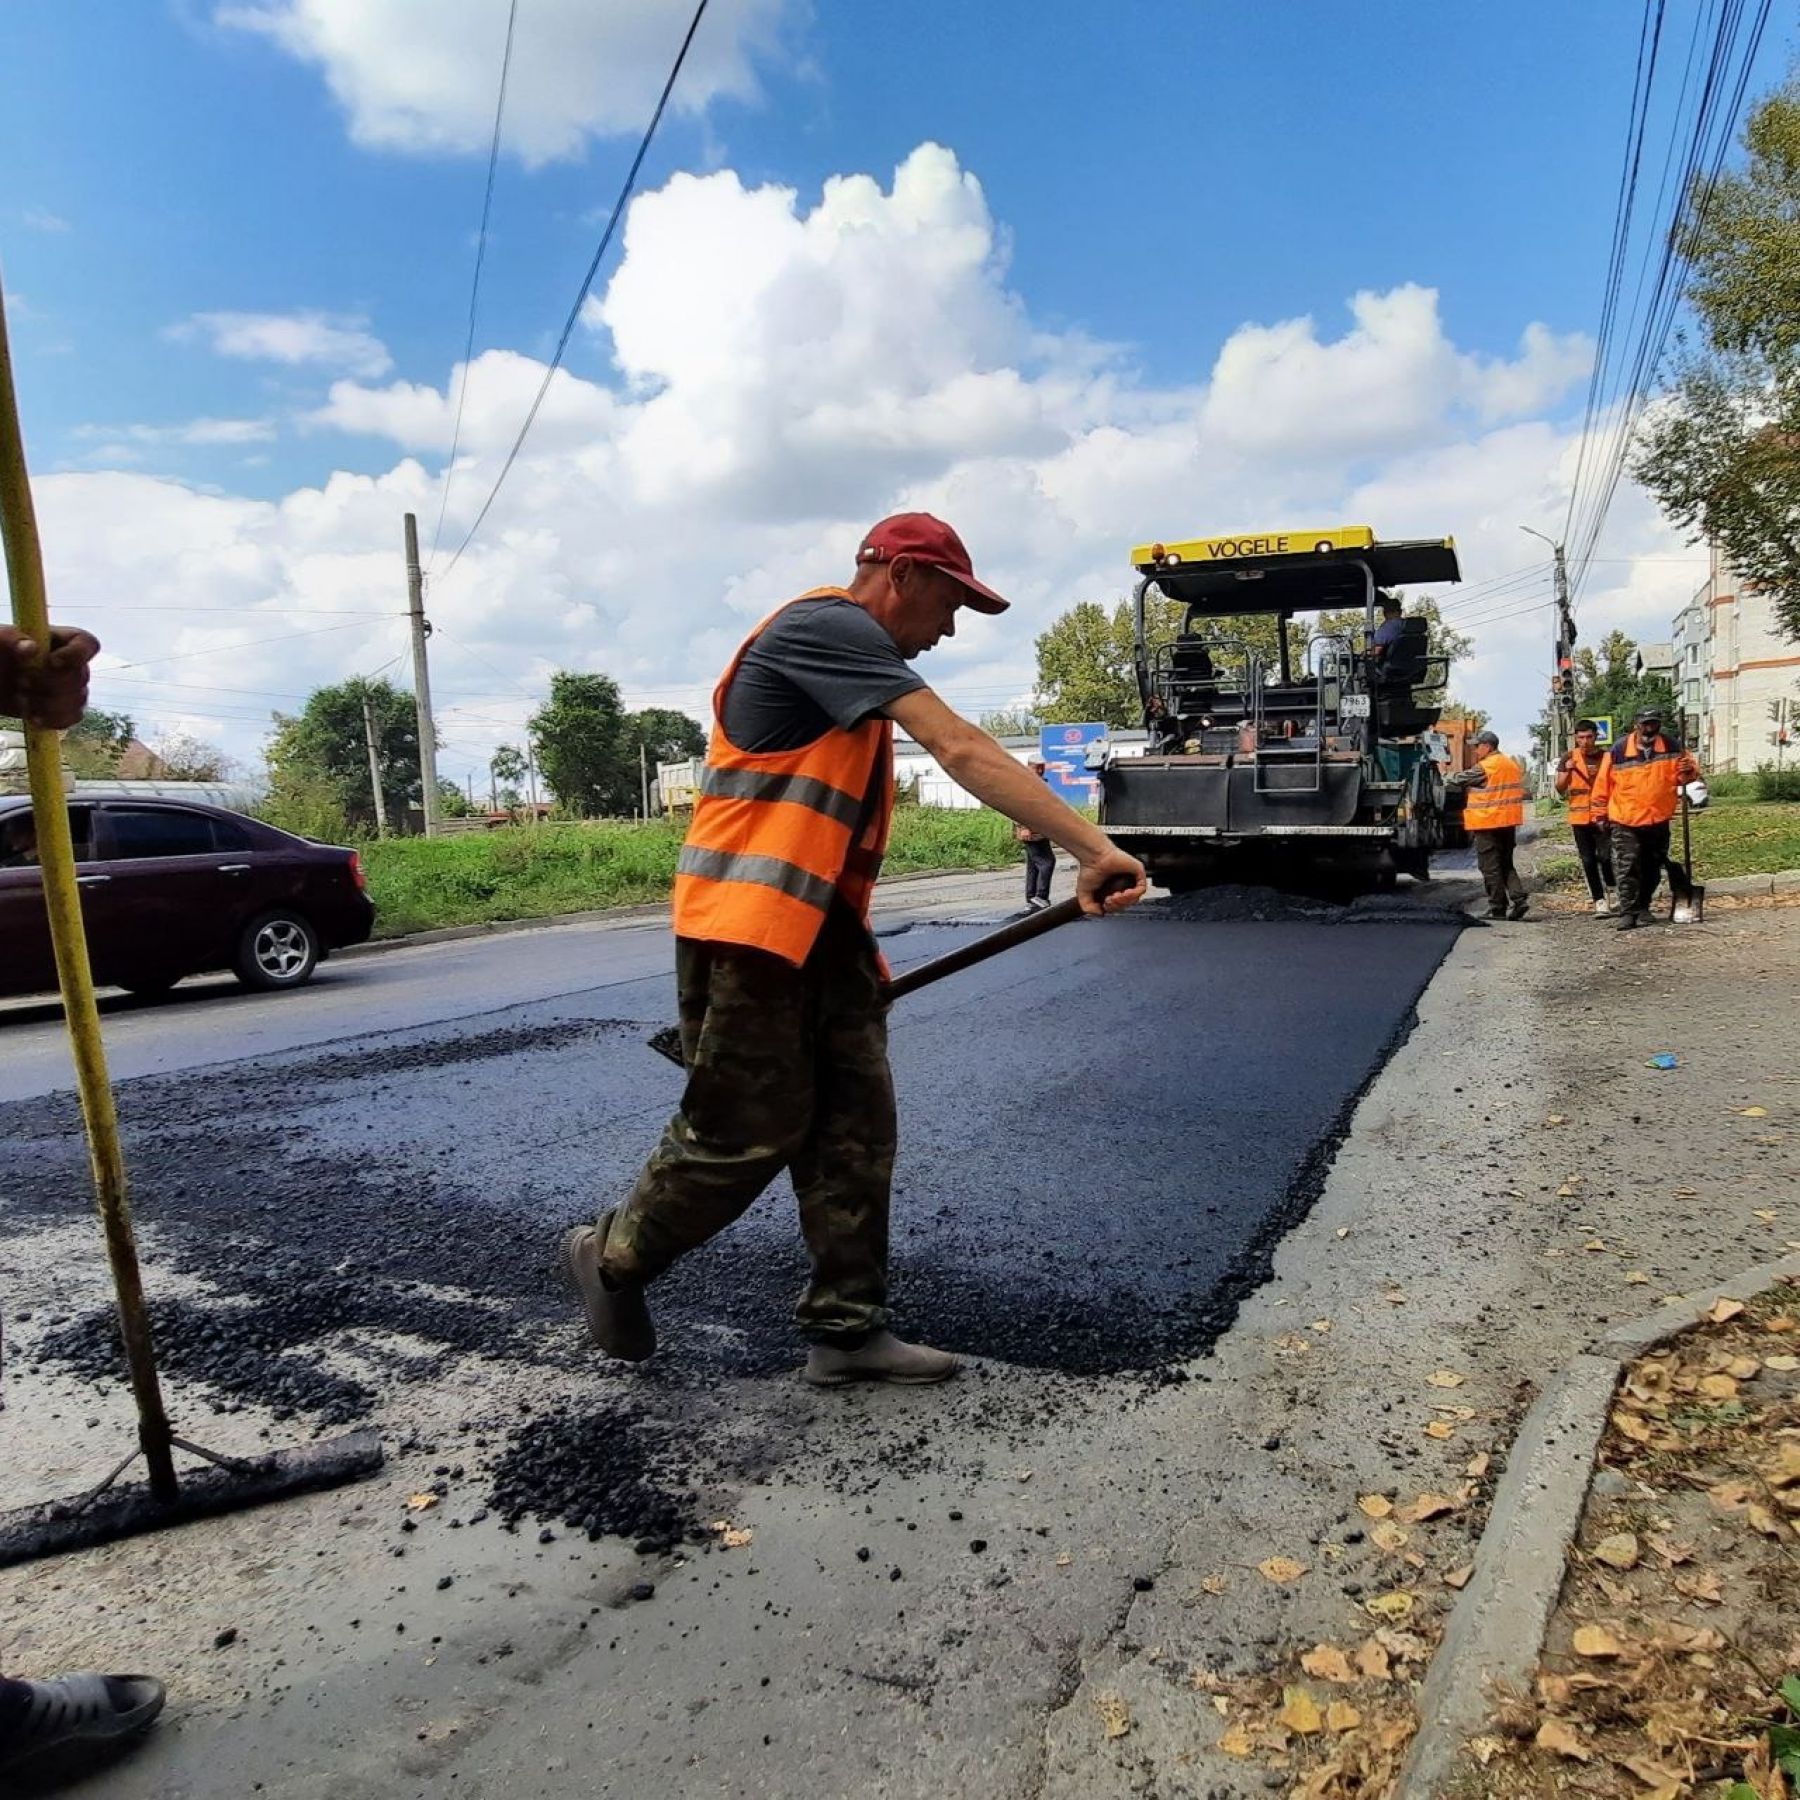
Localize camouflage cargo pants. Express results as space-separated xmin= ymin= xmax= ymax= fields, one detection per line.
xmin=598 ymin=904 xmax=896 ymax=1345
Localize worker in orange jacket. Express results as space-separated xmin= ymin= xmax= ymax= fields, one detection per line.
xmin=1449 ymin=729 xmax=1529 ymax=920
xmin=1554 ymin=717 xmax=1616 ymax=916
xmin=1592 ymin=705 xmax=1700 ymax=931
xmin=558 ymin=514 xmax=1147 ymax=1388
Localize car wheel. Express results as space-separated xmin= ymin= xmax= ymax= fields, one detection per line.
xmin=233 ymin=910 xmax=320 ymax=991
xmin=119 ymin=975 xmax=180 ymax=999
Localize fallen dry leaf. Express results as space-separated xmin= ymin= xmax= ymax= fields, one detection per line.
xmin=1196 ymin=1573 xmax=1229 ymax=1596
xmin=1617 ymin=1752 xmax=1688 ymax=1790
xmin=1754 ymin=1208 xmax=1779 ymax=1224
xmin=1444 ymin=1564 xmax=1474 ymax=1590
xmin=1644 ymin=1534 xmax=1691 ymax=1566
xmin=1649 ymin=1622 xmax=1724 ymax=1654
xmin=1427 ymin=1369 xmax=1466 ymax=1389
xmin=1625 ymin=1270 xmax=1651 ymax=1285
xmin=1708 ymin=1297 xmax=1747 ymax=1324
xmin=1470 ymin=1734 xmax=1509 ymax=1766
xmin=1738 ymin=1105 xmax=1769 ymax=1117
xmin=1765 ymin=1353 xmax=1800 ymax=1372
xmin=1672 ymin=1569 xmax=1723 ymax=1605
xmin=1280 ymin=1687 xmax=1324 ymax=1735
xmin=1404 ymin=1493 xmax=1459 ymax=1523
xmin=1536 ymin=1717 xmax=1592 ymax=1762
xmin=1325 ymin=1700 xmax=1362 ymax=1734
xmin=1584 ymin=1238 xmax=1607 ymax=1252
xmin=1465 ymin=1452 xmax=1492 ymax=1480
xmin=1055 ymin=1552 xmax=1072 ymax=1567
xmin=1096 ymin=1693 xmax=1131 ymax=1740
xmin=1697 ymin=1373 xmax=1740 ymax=1400
xmin=1258 ymin=1556 xmax=1307 ymax=1584
xmin=1571 ymin=1623 xmax=1625 ymax=1659
xmin=1765 ymin=1443 xmax=1800 ymax=1488
xmin=1613 ymin=1409 xmax=1655 ymax=1445
xmin=1424 ymin=1420 xmax=1456 ymax=1441
xmin=1358 ymin=1494 xmax=1394 ymax=1519
xmin=1592 ymin=1532 xmax=1641 ymax=1571
xmin=1217 ymin=1724 xmax=1256 ymax=1758
xmin=1310 ymin=1318 xmax=1333 ymax=1334
xmin=1365 ymin=1591 xmax=1415 ymax=1622
xmin=1301 ymin=1644 xmax=1356 ymax=1683
xmin=405 ymin=1493 xmax=440 ymax=1512
xmin=1707 ymin=1480 xmax=1752 ymax=1511
xmin=1726 ymin=1354 xmax=1762 ymax=1380
xmin=1370 ymin=1521 xmax=1409 ymax=1554
xmin=1557 ymin=1182 xmax=1581 ymax=1198
xmin=1355 ymin=1638 xmax=1392 ymax=1680
xmin=1746 ymin=1502 xmax=1784 ymax=1538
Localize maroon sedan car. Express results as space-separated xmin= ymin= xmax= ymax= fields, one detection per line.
xmin=0 ymin=797 xmax=374 ymax=1000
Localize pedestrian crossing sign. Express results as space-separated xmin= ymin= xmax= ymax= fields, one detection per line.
xmin=1591 ymin=716 xmax=1614 ymax=746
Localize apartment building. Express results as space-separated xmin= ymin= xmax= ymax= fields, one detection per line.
xmin=1675 ymin=548 xmax=1800 ymax=770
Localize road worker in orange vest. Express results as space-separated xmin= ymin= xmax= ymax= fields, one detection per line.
xmin=1592 ymin=705 xmax=1700 ymax=931
xmin=1554 ymin=717 xmax=1616 ymax=917
xmin=1448 ymin=728 xmax=1529 ymax=920
xmin=558 ymin=514 xmax=1148 ymax=1387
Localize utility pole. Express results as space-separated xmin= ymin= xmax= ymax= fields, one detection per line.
xmin=361 ymin=693 xmax=389 ymax=837
xmin=525 ymin=738 xmax=540 ymax=823
xmin=403 ymin=512 xmax=442 ymax=837
xmin=1522 ymin=525 xmax=1576 ymax=778
xmin=639 ymin=737 xmax=650 ymax=820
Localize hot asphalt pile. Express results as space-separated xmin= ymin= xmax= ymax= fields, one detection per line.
xmin=1 ymin=897 xmax=1464 ymax=1542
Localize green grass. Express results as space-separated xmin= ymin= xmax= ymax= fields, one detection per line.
xmin=358 ymin=807 xmax=1021 ymax=937
xmin=1537 ymin=798 xmax=1800 ymax=889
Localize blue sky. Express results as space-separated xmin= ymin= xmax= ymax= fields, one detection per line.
xmin=0 ymin=1 xmax=1790 ymax=774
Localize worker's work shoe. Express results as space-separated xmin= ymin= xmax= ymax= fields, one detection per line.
xmin=1617 ymin=911 xmax=1641 ymax=932
xmin=1507 ymin=896 xmax=1530 ymax=921
xmin=558 ymin=1216 xmax=655 ymax=1362
xmin=803 ymin=1330 xmax=961 ymax=1388
xmin=1593 ymin=896 xmax=1611 ymax=917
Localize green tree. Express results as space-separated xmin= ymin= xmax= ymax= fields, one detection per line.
xmin=1529 ymin=630 xmax=1680 ymax=759
xmin=265 ymin=678 xmax=419 ymax=835
xmin=1633 ymin=76 xmax=1800 ymax=640
xmin=148 ymin=732 xmax=235 ymax=782
xmin=58 ymin=707 xmax=135 ymax=777
xmin=489 ymin=743 xmax=527 ymax=808
xmin=978 ymin=707 xmax=1042 ymax=738
xmin=625 ymin=707 xmax=706 ymax=765
xmin=530 ymin=672 xmax=628 ymax=816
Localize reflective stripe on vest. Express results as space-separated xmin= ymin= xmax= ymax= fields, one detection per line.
xmin=1464 ymin=753 xmax=1526 ymax=831
xmin=671 ymin=588 xmax=896 ymax=966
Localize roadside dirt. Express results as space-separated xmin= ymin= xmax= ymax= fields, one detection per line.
xmin=1465 ymin=1279 xmax=1800 ymax=1800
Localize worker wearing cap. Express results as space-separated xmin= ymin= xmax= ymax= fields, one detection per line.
xmin=1449 ymin=729 xmax=1528 ymax=920
xmin=1593 ymin=706 xmax=1699 ymax=931
xmin=560 ymin=514 xmax=1148 ymax=1386
xmin=1554 ymin=718 xmax=1616 ymax=916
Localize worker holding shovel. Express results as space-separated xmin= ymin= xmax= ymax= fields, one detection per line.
xmin=0 ymin=622 xmax=169 ymax=1778
xmin=560 ymin=514 xmax=1146 ymax=1386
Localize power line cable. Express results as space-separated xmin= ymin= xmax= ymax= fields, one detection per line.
xmin=426 ymin=0 xmax=521 ymax=571
xmin=435 ymin=0 xmax=711 ymax=583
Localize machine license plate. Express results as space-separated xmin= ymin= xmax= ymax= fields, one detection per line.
xmin=1340 ymin=694 xmax=1371 ymax=718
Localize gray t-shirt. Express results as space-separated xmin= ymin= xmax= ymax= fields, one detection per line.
xmin=720 ymin=597 xmax=926 ymax=752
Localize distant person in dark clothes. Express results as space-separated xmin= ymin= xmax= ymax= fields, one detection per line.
xmin=1368 ymin=594 xmax=1406 ymax=663
xmin=0 ymin=623 xmax=168 ymax=1780
xmin=1016 ymin=759 xmax=1056 ymax=909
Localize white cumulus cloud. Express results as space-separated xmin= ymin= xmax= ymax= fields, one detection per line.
xmin=168 ymin=310 xmax=393 ymax=378
xmin=40 ymin=143 xmax=1698 ymax=785
xmin=216 ymin=0 xmax=791 ymax=165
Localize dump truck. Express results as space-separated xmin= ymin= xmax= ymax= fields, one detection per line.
xmin=1096 ymin=525 xmax=1467 ymax=891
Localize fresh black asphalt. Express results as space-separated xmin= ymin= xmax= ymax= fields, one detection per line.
xmin=0 ymin=896 xmax=1462 ymax=1537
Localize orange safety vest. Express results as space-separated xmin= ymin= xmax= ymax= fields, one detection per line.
xmin=1463 ymin=752 xmax=1526 ymax=832
xmin=671 ymin=588 xmax=895 ymax=966
xmin=1559 ymin=747 xmax=1605 ymax=828
xmin=1592 ymin=732 xmax=1696 ymax=829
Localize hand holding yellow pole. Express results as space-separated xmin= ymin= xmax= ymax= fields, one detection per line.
xmin=0 ymin=268 xmax=178 ymax=1501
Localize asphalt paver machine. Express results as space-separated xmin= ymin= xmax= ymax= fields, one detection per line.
xmin=1098 ymin=526 xmax=1466 ymax=891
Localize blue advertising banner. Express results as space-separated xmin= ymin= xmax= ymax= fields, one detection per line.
xmin=1038 ymin=722 xmax=1108 ymax=804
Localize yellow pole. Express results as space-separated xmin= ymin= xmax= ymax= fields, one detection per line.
xmin=0 ymin=270 xmax=178 ymax=1501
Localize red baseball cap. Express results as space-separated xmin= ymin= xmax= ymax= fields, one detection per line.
xmin=855 ymin=512 xmax=1009 ymax=613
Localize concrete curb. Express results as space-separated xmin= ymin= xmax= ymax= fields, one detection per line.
xmin=336 ymin=863 xmax=1017 ymax=960
xmin=1399 ymin=1249 xmax=1800 ymax=1798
